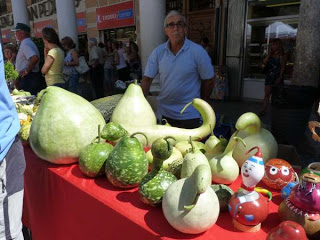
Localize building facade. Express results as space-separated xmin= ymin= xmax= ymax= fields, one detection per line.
xmin=0 ymin=0 xmax=301 ymax=100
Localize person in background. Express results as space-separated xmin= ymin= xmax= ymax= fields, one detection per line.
xmin=259 ymin=38 xmax=287 ymax=116
xmin=88 ymin=37 xmax=105 ymax=99
xmin=12 ymin=22 xmax=42 ymax=95
xmin=103 ymin=39 xmax=119 ymax=96
xmin=127 ymin=42 xmax=142 ymax=81
xmin=0 ymin=43 xmax=26 ymax=240
xmin=200 ymin=36 xmax=214 ymax=65
xmin=141 ymin=10 xmax=215 ymax=129
xmin=61 ymin=36 xmax=80 ymax=93
xmin=3 ymin=43 xmax=17 ymax=65
xmin=115 ymin=41 xmax=130 ymax=82
xmin=41 ymin=27 xmax=65 ymax=88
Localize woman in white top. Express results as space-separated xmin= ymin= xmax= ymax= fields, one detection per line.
xmin=61 ymin=36 xmax=80 ymax=93
xmin=115 ymin=41 xmax=130 ymax=81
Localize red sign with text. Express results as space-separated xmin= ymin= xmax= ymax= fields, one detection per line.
xmin=96 ymin=1 xmax=134 ymax=30
xmin=1 ymin=29 xmax=12 ymax=43
xmin=33 ymin=20 xmax=52 ymax=38
xmin=77 ymin=12 xmax=86 ymax=33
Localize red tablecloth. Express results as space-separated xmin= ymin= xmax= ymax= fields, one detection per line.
xmin=22 ymin=146 xmax=284 ymax=240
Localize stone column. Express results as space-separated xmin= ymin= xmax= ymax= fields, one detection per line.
xmin=55 ymin=0 xmax=78 ymax=48
xmin=292 ymin=0 xmax=320 ymax=87
xmin=139 ymin=0 xmax=166 ymax=71
xmin=11 ymin=0 xmax=29 ymax=26
xmin=139 ymin=0 xmax=166 ymax=92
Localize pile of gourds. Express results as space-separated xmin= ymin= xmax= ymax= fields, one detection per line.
xmin=28 ymin=82 xmax=279 ymax=234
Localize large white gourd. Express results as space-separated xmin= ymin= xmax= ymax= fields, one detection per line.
xmin=228 ymin=112 xmax=278 ymax=166
xmin=111 ymin=80 xmax=157 ymax=127
xmin=162 ymin=164 xmax=220 ymax=234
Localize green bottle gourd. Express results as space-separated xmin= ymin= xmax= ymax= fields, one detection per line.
xmin=162 ymin=164 xmax=220 ymax=234
xmin=209 ymin=137 xmax=246 ymax=184
xmin=79 ymin=125 xmax=114 ymax=178
xmin=105 ymin=132 xmax=149 ymax=188
xmin=139 ymin=137 xmax=177 ymax=207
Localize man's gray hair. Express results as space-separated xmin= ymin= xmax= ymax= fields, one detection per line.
xmin=163 ymin=10 xmax=186 ymax=28
xmin=88 ymin=37 xmax=97 ymax=46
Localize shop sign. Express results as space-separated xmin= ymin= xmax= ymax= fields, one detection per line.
xmin=33 ymin=19 xmax=52 ymax=38
xmin=0 ymin=0 xmax=85 ymax=28
xmin=96 ymin=1 xmax=134 ymax=30
xmin=1 ymin=29 xmax=12 ymax=43
xmin=77 ymin=12 xmax=86 ymax=33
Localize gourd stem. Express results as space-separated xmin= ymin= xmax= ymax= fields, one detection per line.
xmin=189 ymin=136 xmax=195 ymax=153
xmin=180 ymin=101 xmax=193 ymax=114
xmin=184 ymin=194 xmax=200 ymax=210
xmin=131 ymin=132 xmax=149 ymax=146
xmin=134 ymin=79 xmax=138 ymax=85
xmin=98 ymin=125 xmax=101 ymax=143
xmin=164 ymin=136 xmax=176 ymax=143
xmin=209 ymin=124 xmax=213 ymax=136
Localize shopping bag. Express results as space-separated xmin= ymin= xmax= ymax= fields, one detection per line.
xmin=75 ymin=56 xmax=90 ymax=75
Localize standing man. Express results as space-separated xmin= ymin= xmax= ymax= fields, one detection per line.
xmin=88 ymin=38 xmax=105 ymax=99
xmin=0 ymin=40 xmax=26 ymax=239
xmin=141 ymin=11 xmax=215 ymax=129
xmin=12 ymin=23 xmax=43 ymax=95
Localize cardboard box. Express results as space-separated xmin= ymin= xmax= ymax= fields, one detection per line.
xmin=277 ymin=144 xmax=301 ymax=168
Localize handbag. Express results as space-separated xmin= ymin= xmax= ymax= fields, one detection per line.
xmin=63 ymin=66 xmax=73 ymax=76
xmin=75 ymin=56 xmax=90 ymax=75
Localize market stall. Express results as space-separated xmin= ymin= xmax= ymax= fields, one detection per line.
xmin=22 ymin=145 xmax=284 ymax=240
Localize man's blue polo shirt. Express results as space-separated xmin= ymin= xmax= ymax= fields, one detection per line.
xmin=144 ymin=38 xmax=214 ymax=120
xmin=0 ymin=44 xmax=20 ymax=162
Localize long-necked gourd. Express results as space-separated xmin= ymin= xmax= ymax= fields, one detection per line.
xmin=227 ymin=112 xmax=278 ymax=167
xmin=110 ymin=82 xmax=215 ymax=146
xmin=114 ymin=98 xmax=215 ymax=147
xmin=209 ymin=137 xmax=246 ymax=184
xmin=162 ymin=164 xmax=220 ymax=234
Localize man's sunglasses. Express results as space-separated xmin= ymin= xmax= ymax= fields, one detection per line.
xmin=166 ymin=21 xmax=186 ymax=29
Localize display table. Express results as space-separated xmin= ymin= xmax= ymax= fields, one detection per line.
xmin=22 ymin=145 xmax=284 ymax=240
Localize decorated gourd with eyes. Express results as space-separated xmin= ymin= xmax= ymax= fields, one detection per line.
xmin=228 ymin=146 xmax=270 ymax=232
xmin=262 ymin=158 xmax=295 ymax=190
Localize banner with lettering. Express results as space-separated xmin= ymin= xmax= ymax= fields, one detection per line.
xmin=96 ymin=1 xmax=134 ymax=30
xmin=77 ymin=12 xmax=86 ymax=33
xmin=33 ymin=19 xmax=52 ymax=38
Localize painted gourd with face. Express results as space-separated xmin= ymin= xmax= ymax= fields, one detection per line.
xmin=228 ymin=146 xmax=269 ymax=230
xmin=262 ymin=159 xmax=295 ymax=190
xmin=241 ymin=147 xmax=265 ymax=190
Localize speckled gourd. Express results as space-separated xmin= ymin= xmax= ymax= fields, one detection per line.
xmin=105 ymin=133 xmax=148 ymax=188
xmin=139 ymin=137 xmax=177 ymax=207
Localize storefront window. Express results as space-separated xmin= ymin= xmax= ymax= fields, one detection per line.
xmin=0 ymin=0 xmax=7 ymax=15
xmin=189 ymin=0 xmax=214 ymax=11
xmin=244 ymin=0 xmax=299 ymax=80
xmin=104 ymin=26 xmax=136 ymax=44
